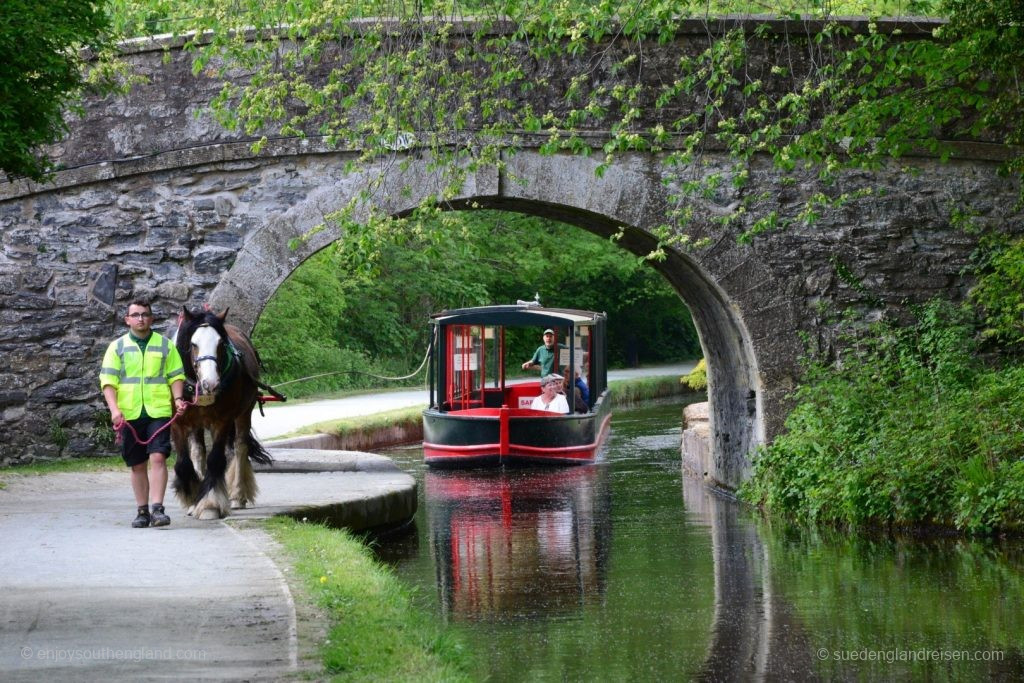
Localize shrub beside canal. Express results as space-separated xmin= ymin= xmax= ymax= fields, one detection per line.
xmin=740 ymin=300 xmax=1024 ymax=534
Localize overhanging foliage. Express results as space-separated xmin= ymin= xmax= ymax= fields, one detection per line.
xmin=0 ymin=0 xmax=112 ymax=181
xmin=100 ymin=1 xmax=1022 ymax=251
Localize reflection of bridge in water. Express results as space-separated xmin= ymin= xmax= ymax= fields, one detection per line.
xmin=426 ymin=466 xmax=612 ymax=621
xmin=682 ymin=478 xmax=819 ymax=681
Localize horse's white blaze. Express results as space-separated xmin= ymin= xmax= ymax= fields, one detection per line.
xmin=191 ymin=325 xmax=222 ymax=395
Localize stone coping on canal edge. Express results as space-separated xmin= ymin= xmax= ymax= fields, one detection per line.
xmin=239 ymin=448 xmax=417 ymax=532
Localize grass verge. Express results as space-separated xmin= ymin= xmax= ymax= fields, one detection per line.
xmin=0 ymin=455 xmax=127 ymax=489
xmin=290 ymin=406 xmax=425 ymax=439
xmin=265 ymin=517 xmax=477 ymax=682
xmin=609 ymin=375 xmax=700 ymax=408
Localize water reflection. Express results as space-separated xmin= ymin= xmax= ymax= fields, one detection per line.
xmin=425 ymin=465 xmax=611 ymax=621
xmin=380 ymin=403 xmax=1024 ymax=681
xmin=681 ymin=477 xmax=819 ymax=681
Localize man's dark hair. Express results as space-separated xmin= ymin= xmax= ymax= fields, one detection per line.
xmin=126 ymin=298 xmax=152 ymax=314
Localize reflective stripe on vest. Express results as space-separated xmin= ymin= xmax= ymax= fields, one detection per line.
xmin=110 ymin=333 xmax=178 ymax=419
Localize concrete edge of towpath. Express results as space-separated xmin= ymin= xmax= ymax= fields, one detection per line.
xmin=242 ymin=447 xmax=418 ymax=533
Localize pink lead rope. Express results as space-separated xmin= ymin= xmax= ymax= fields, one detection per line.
xmin=113 ymin=396 xmax=194 ymax=446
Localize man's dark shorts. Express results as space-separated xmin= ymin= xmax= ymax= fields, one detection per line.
xmin=121 ymin=416 xmax=172 ymax=467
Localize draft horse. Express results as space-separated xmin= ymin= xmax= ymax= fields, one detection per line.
xmin=171 ymin=306 xmax=272 ymax=520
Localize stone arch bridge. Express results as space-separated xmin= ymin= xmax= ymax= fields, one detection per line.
xmin=1 ymin=17 xmax=1019 ymax=489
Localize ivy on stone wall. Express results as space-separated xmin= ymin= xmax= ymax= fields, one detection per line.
xmin=99 ymin=0 xmax=1022 ymax=261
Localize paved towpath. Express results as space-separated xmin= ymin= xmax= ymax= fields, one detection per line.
xmin=252 ymin=362 xmax=697 ymax=440
xmin=0 ymin=451 xmax=415 ymax=682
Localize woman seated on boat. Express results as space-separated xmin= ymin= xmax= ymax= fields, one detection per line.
xmin=530 ymin=374 xmax=570 ymax=413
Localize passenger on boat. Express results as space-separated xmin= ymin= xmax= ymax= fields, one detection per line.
xmin=569 ymin=371 xmax=589 ymax=413
xmin=522 ymin=329 xmax=566 ymax=376
xmin=530 ymin=374 xmax=570 ymax=413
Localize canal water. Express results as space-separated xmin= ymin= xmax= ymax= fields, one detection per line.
xmin=376 ymin=401 xmax=1024 ymax=681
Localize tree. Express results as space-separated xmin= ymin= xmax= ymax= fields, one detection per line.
xmin=0 ymin=1 xmax=111 ymax=181
xmin=252 ymin=209 xmax=700 ymax=396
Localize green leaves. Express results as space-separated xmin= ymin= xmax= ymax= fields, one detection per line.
xmin=88 ymin=0 xmax=1022 ymax=262
xmin=741 ymin=298 xmax=1024 ymax=534
xmin=254 ymin=207 xmax=699 ymax=396
xmin=0 ymin=0 xmax=112 ymax=180
xmin=970 ymin=236 xmax=1024 ymax=347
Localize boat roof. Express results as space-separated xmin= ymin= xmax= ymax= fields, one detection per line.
xmin=430 ymin=304 xmax=606 ymax=328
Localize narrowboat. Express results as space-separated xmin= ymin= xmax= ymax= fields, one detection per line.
xmin=423 ymin=304 xmax=612 ymax=467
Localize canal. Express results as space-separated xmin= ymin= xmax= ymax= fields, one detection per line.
xmin=376 ymin=401 xmax=1024 ymax=680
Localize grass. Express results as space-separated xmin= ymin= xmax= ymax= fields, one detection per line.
xmin=265 ymin=517 xmax=477 ymax=682
xmin=0 ymin=454 xmax=127 ymax=489
xmin=289 ymin=406 xmax=425 ymax=439
xmin=609 ymin=375 xmax=701 ymax=407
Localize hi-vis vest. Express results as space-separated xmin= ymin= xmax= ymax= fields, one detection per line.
xmin=99 ymin=332 xmax=185 ymax=420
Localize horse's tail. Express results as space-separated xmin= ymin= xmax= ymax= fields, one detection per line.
xmin=247 ymin=430 xmax=273 ymax=466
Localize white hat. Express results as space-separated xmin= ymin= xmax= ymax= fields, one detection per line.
xmin=541 ymin=373 xmax=564 ymax=386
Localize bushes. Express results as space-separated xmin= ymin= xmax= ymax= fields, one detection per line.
xmin=741 ymin=300 xmax=1024 ymax=534
xmin=682 ymin=358 xmax=707 ymax=390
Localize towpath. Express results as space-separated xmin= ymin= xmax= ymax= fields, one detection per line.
xmin=0 ymin=451 xmax=414 ymax=682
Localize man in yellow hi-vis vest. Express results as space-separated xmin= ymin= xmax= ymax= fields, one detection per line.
xmin=99 ymin=299 xmax=187 ymax=528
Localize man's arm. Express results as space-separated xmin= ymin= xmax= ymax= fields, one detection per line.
xmin=171 ymin=379 xmax=187 ymax=415
xmin=102 ymin=384 xmax=123 ymax=427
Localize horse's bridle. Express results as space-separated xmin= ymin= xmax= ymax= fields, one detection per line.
xmin=189 ymin=324 xmax=240 ymax=403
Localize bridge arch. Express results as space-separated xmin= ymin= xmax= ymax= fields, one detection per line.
xmin=212 ymin=150 xmax=789 ymax=488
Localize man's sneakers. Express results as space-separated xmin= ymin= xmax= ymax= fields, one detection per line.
xmin=132 ymin=505 xmax=151 ymax=528
xmin=132 ymin=503 xmax=171 ymax=528
xmin=150 ymin=503 xmax=171 ymax=527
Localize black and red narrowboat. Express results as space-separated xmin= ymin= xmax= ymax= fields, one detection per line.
xmin=423 ymin=304 xmax=612 ymax=467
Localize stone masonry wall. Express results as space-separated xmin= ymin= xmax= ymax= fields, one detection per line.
xmin=0 ymin=155 xmax=357 ymax=462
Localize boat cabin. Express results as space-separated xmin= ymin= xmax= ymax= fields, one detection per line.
xmin=428 ymin=305 xmax=607 ymax=415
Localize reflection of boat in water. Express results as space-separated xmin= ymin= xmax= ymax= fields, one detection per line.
xmin=423 ymin=305 xmax=612 ymax=467
xmin=426 ymin=465 xmax=611 ymax=620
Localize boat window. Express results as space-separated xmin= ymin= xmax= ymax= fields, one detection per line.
xmin=446 ymin=325 xmax=485 ymax=410
xmin=484 ymin=326 xmax=503 ymax=388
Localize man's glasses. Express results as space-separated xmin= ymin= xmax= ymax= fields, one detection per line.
xmin=127 ymin=312 xmax=152 ymax=319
